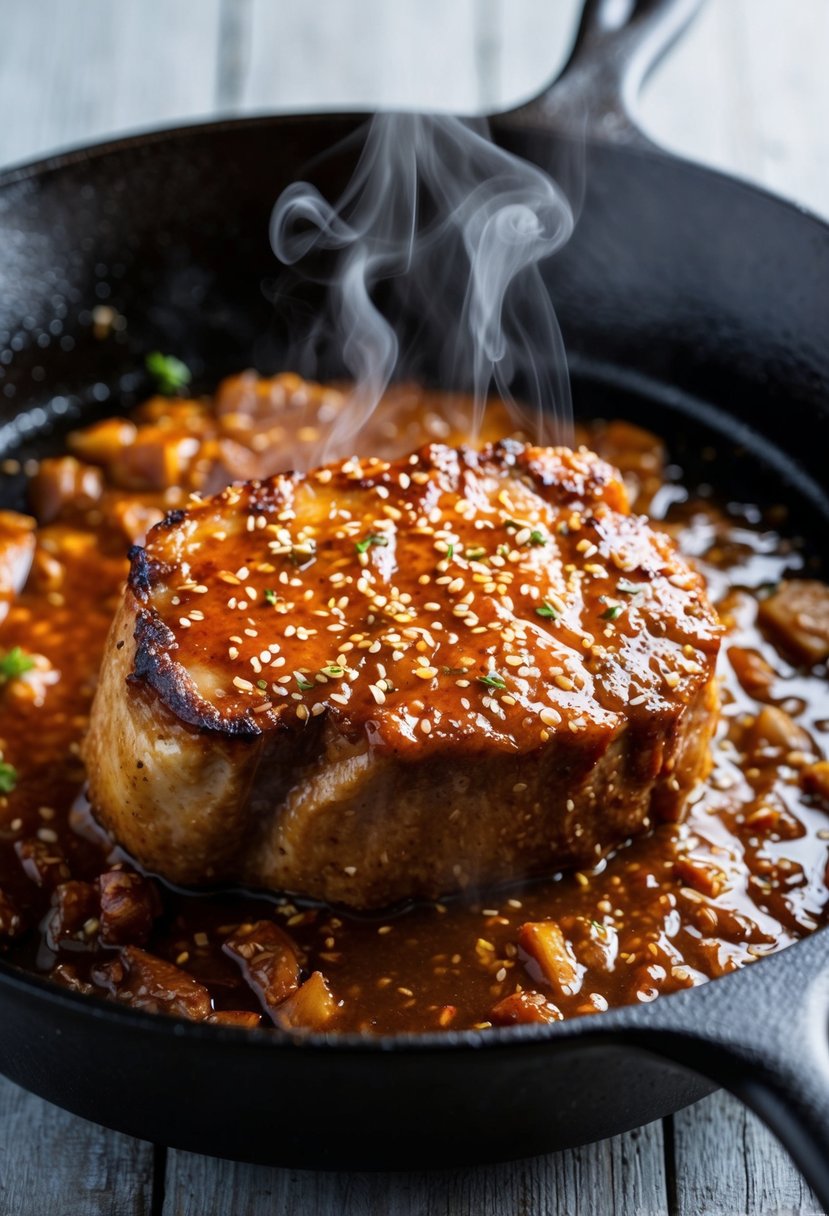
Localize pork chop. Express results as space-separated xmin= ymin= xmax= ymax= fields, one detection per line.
xmin=84 ymin=441 xmax=721 ymax=908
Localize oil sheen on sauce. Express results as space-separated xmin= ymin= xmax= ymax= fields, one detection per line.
xmin=0 ymin=377 xmax=827 ymax=1034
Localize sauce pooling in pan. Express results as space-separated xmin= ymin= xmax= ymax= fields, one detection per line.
xmin=0 ymin=372 xmax=827 ymax=1033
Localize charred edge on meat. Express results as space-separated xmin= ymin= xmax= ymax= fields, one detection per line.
xmin=128 ymin=545 xmax=178 ymax=600
xmin=128 ymin=609 xmax=264 ymax=740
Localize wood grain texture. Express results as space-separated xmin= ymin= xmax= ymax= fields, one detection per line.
xmin=236 ymin=0 xmax=481 ymax=113
xmin=639 ymin=0 xmax=829 ymax=219
xmin=473 ymin=0 xmax=581 ymax=113
xmin=671 ymin=1091 xmax=825 ymax=1216
xmin=162 ymin=1118 xmax=666 ymax=1216
xmin=0 ymin=1075 xmax=153 ymax=1215
xmin=0 ymin=0 xmax=222 ymax=168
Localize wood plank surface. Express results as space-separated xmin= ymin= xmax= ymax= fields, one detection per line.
xmin=163 ymin=1119 xmax=666 ymax=1216
xmin=0 ymin=0 xmax=222 ymax=167
xmin=0 ymin=1075 xmax=154 ymax=1216
xmin=238 ymin=0 xmax=481 ymax=114
xmin=671 ymin=1090 xmax=824 ymax=1216
xmin=0 ymin=1 xmax=828 ymax=1213
xmin=639 ymin=0 xmax=829 ymax=219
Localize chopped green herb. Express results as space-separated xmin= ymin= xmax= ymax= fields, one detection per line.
xmin=145 ymin=351 xmax=192 ymax=395
xmin=617 ymin=580 xmax=646 ymax=595
xmin=602 ymin=604 xmax=624 ymax=621
xmin=0 ymin=759 xmax=17 ymax=794
xmin=446 ymin=544 xmax=454 ymax=561
xmin=295 ymin=673 xmax=315 ymax=692
xmin=504 ymin=520 xmax=546 ymax=547
xmin=466 ymin=546 xmax=486 ymax=561
xmin=264 ymin=588 xmax=278 ymax=606
xmin=321 ymin=664 xmax=345 ymax=678
xmin=256 ymin=679 xmax=268 ymax=691
xmin=497 ymin=544 xmax=510 ymax=558
xmin=536 ymin=601 xmax=560 ymax=620
xmin=0 ymin=647 xmax=35 ymax=683
xmin=355 ymin=534 xmax=389 ymax=555
xmin=590 ymin=919 xmax=607 ymax=936
xmin=478 ymin=672 xmax=506 ymax=690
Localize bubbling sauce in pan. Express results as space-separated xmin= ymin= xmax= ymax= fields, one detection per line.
xmin=0 ymin=373 xmax=827 ymax=1033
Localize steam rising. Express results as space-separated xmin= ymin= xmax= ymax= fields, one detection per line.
xmin=271 ymin=114 xmax=574 ymax=461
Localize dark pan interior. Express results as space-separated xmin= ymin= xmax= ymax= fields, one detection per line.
xmin=0 ymin=114 xmax=827 ymax=1166
xmin=1 ymin=115 xmax=828 ymax=545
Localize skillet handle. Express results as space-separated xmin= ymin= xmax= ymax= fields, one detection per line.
xmin=505 ymin=0 xmax=705 ymax=148
xmin=627 ymin=927 xmax=829 ymax=1210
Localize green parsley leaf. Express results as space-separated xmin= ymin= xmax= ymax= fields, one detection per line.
xmin=256 ymin=679 xmax=268 ymax=691
xmin=504 ymin=518 xmax=520 ymax=531
xmin=478 ymin=672 xmax=506 ymax=690
xmin=617 ymin=580 xmax=646 ymax=595
xmin=145 ymin=352 xmax=192 ymax=395
xmin=529 ymin=530 xmax=547 ymax=546
xmin=446 ymin=544 xmax=454 ymax=561
xmin=0 ymin=759 xmax=17 ymax=793
xmin=536 ymin=601 xmax=560 ymax=620
xmin=321 ymin=664 xmax=345 ymax=678
xmin=355 ymin=534 xmax=389 ymax=555
xmin=0 ymin=647 xmax=35 ymax=683
xmin=465 ymin=546 xmax=486 ymax=561
xmin=295 ymin=673 xmax=315 ymax=692
xmin=497 ymin=544 xmax=510 ymax=559
xmin=602 ymin=604 xmax=624 ymax=622
xmin=264 ymin=588 xmax=278 ymax=606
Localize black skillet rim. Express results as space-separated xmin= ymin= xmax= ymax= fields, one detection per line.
xmin=0 ymin=930 xmax=817 ymax=1055
xmin=1 ymin=112 xmax=827 ymax=1059
xmin=0 ymin=108 xmax=827 ymax=234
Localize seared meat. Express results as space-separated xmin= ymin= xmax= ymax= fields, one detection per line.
xmin=84 ymin=441 xmax=721 ymax=908
xmin=759 ymin=579 xmax=829 ymax=664
xmin=62 ymin=373 xmax=526 ymax=502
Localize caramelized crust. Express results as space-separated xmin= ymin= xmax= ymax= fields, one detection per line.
xmin=84 ymin=441 xmax=721 ymax=908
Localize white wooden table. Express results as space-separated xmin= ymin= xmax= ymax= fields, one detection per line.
xmin=0 ymin=2 xmax=827 ymax=1212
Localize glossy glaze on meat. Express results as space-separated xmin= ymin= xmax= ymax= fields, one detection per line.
xmin=84 ymin=442 xmax=720 ymax=908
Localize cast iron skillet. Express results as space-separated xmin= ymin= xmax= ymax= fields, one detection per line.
xmin=1 ymin=0 xmax=829 ymax=1197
